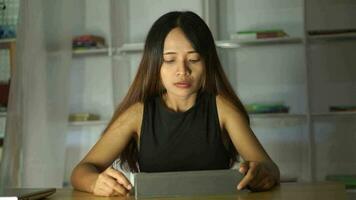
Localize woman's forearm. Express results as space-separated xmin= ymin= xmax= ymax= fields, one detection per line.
xmin=71 ymin=163 xmax=100 ymax=193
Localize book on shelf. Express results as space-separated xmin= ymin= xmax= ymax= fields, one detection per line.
xmin=246 ymin=103 xmax=289 ymax=114
xmin=329 ymin=106 xmax=356 ymax=112
xmin=230 ymin=29 xmax=288 ymax=41
xmin=308 ymin=29 xmax=356 ymax=36
xmin=326 ymin=175 xmax=356 ymax=189
xmin=72 ymin=34 xmax=107 ymax=51
xmin=69 ymin=113 xmax=100 ymax=122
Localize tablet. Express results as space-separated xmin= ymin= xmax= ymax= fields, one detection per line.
xmin=133 ymin=169 xmax=245 ymax=199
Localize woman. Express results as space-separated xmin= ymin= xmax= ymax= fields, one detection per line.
xmin=71 ymin=11 xmax=280 ymax=197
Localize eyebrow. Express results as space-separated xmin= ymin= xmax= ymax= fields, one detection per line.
xmin=163 ymin=51 xmax=198 ymax=55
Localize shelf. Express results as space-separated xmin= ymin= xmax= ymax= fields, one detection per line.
xmin=116 ymin=43 xmax=144 ymax=54
xmin=312 ymin=111 xmax=356 ymax=117
xmin=308 ymin=33 xmax=356 ymax=42
xmin=0 ymin=112 xmax=6 ymax=117
xmin=216 ymin=37 xmax=303 ymax=49
xmin=215 ymin=40 xmax=240 ymax=49
xmin=0 ymin=38 xmax=16 ymax=44
xmin=115 ymin=37 xmax=303 ymax=54
xmin=0 ymin=38 xmax=16 ymax=53
xmin=72 ymin=48 xmax=110 ymax=56
xmin=250 ymin=113 xmax=306 ymax=119
xmin=68 ymin=120 xmax=109 ymax=126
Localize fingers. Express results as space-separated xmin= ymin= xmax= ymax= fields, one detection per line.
xmin=237 ymin=162 xmax=258 ymax=190
xmin=103 ymin=174 xmax=129 ymax=196
xmin=106 ymin=167 xmax=132 ymax=190
xmin=254 ymin=176 xmax=276 ymax=191
xmin=237 ymin=161 xmax=277 ymax=191
xmin=98 ymin=183 xmax=120 ymax=196
xmin=93 ymin=167 xmax=132 ymax=197
xmin=239 ymin=161 xmax=249 ymax=174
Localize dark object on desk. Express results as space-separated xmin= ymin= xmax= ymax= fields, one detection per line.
xmin=0 ymin=188 xmax=56 ymax=200
xmin=133 ymin=169 xmax=245 ymax=199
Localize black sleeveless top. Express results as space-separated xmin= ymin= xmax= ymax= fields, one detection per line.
xmin=138 ymin=92 xmax=230 ymax=172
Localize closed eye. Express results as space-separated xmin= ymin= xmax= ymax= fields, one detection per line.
xmin=163 ymin=59 xmax=175 ymax=63
xmin=188 ymin=59 xmax=200 ymax=63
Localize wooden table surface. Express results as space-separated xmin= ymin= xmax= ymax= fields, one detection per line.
xmin=51 ymin=181 xmax=347 ymax=200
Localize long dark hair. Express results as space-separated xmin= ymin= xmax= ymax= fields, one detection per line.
xmin=104 ymin=11 xmax=250 ymax=172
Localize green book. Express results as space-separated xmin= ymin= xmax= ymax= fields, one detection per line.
xmin=326 ymin=175 xmax=356 ymax=189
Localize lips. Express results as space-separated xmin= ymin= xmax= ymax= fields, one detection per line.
xmin=174 ymin=81 xmax=192 ymax=88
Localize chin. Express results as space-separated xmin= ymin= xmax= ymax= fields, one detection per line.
xmin=167 ymin=88 xmax=199 ymax=98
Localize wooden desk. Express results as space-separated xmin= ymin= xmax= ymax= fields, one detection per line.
xmin=51 ymin=182 xmax=347 ymax=200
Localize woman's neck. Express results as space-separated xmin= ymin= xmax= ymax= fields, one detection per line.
xmin=162 ymin=92 xmax=197 ymax=112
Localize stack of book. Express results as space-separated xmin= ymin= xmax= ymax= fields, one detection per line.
xmin=69 ymin=113 xmax=100 ymax=122
xmin=72 ymin=35 xmax=106 ymax=50
xmin=230 ymin=29 xmax=288 ymax=41
xmin=326 ymin=174 xmax=356 ymax=189
xmin=308 ymin=29 xmax=356 ymax=36
xmin=329 ymin=105 xmax=356 ymax=112
xmin=246 ymin=103 xmax=289 ymax=114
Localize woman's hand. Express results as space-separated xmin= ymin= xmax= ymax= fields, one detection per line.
xmin=91 ymin=167 xmax=132 ymax=196
xmin=237 ymin=161 xmax=280 ymax=192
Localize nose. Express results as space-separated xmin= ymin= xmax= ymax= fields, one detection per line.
xmin=176 ymin=60 xmax=191 ymax=76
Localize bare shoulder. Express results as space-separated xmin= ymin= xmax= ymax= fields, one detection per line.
xmin=110 ymin=102 xmax=144 ymax=135
xmin=216 ymin=95 xmax=240 ymax=115
xmin=216 ymin=95 xmax=246 ymax=126
xmin=216 ymin=95 xmax=236 ymax=111
xmin=124 ymin=102 xmax=144 ymax=118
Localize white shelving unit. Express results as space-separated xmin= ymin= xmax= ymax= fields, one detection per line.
xmin=0 ymin=37 xmax=16 ymax=161
xmin=305 ymin=0 xmax=356 ymax=185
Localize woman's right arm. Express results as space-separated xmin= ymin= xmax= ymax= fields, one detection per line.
xmin=70 ymin=103 xmax=143 ymax=196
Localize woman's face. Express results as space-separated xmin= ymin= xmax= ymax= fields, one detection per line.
xmin=160 ymin=27 xmax=205 ymax=98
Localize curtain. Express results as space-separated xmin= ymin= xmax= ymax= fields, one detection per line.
xmin=0 ymin=0 xmax=75 ymax=188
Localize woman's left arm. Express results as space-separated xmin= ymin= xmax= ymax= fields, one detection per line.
xmin=216 ymin=95 xmax=280 ymax=191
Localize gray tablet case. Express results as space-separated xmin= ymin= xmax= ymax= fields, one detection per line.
xmin=133 ymin=169 xmax=244 ymax=199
